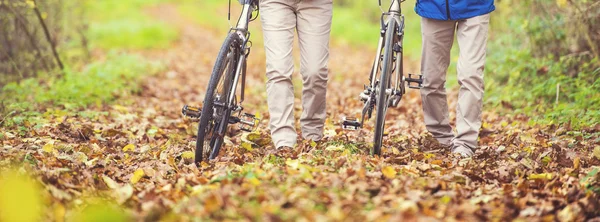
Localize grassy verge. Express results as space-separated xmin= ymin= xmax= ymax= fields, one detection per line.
xmin=85 ymin=0 xmax=178 ymax=50
xmin=1 ymin=53 xmax=162 ymax=132
xmin=484 ymin=0 xmax=600 ymax=129
xmin=0 ymin=0 xmax=174 ymax=131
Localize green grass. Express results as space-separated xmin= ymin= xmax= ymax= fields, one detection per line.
xmin=84 ymin=0 xmax=178 ymax=50
xmin=2 ymin=53 xmax=161 ymax=109
xmin=0 ymin=53 xmax=162 ymax=129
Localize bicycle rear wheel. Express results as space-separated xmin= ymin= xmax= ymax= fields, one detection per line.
xmin=195 ymin=33 xmax=241 ymax=163
xmin=373 ymin=21 xmax=397 ymax=156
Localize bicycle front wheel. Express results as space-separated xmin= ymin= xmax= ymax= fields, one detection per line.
xmin=195 ymin=33 xmax=241 ymax=163
xmin=373 ymin=21 xmax=397 ymax=156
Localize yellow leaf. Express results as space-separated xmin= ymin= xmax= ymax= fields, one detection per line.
xmin=122 ymin=144 xmax=135 ymax=152
xmin=247 ymin=177 xmax=260 ymax=186
xmin=130 ymin=169 xmax=145 ymax=184
xmin=181 ymin=151 xmax=194 ymax=159
xmin=54 ymin=203 xmax=65 ymax=222
xmin=25 ymin=0 xmax=35 ymax=8
xmin=42 ymin=141 xmax=54 ymax=153
xmin=593 ymin=146 xmax=600 ymax=160
xmin=325 ymin=145 xmax=344 ymax=151
xmin=286 ymin=159 xmax=300 ymax=169
xmin=556 ymin=0 xmax=567 ymax=8
xmin=240 ymin=132 xmax=255 ymax=151
xmin=246 ymin=132 xmax=261 ymax=142
xmin=573 ymin=157 xmax=580 ymax=169
xmin=113 ymin=105 xmax=128 ymax=112
xmin=440 ymin=195 xmax=451 ymax=204
xmin=382 ymin=166 xmax=396 ymax=179
xmin=529 ymin=173 xmax=553 ymax=180
xmin=241 ymin=141 xmax=254 ymax=151
xmin=310 ymin=140 xmax=317 ymax=148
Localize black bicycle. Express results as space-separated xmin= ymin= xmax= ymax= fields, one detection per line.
xmin=182 ymin=0 xmax=259 ymax=163
xmin=342 ymin=0 xmax=423 ymax=155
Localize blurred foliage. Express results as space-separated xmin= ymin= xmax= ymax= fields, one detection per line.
xmin=69 ymin=200 xmax=129 ymax=222
xmin=0 ymin=0 xmax=172 ymax=130
xmin=0 ymin=0 xmax=79 ymax=84
xmin=0 ymin=170 xmax=43 ymax=222
xmin=0 ymin=0 xmax=176 ymax=85
xmin=485 ymin=0 xmax=600 ymax=129
xmin=85 ymin=0 xmax=177 ymax=50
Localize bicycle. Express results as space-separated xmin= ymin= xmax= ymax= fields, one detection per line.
xmin=341 ymin=0 xmax=423 ymax=156
xmin=182 ymin=0 xmax=260 ymax=164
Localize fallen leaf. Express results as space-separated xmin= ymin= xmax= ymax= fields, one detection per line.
xmin=130 ymin=169 xmax=145 ymax=184
xmin=593 ymin=146 xmax=600 ymax=160
xmin=42 ymin=141 xmax=54 ymax=153
xmin=181 ymin=151 xmax=194 ymax=159
xmin=382 ymin=166 xmax=396 ymax=179
xmin=529 ymin=173 xmax=553 ymax=180
xmin=102 ymin=175 xmax=118 ymax=189
xmin=115 ymin=184 xmax=133 ymax=205
xmin=122 ymin=144 xmax=135 ymax=152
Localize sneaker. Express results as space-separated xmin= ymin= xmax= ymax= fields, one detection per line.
xmin=451 ymin=145 xmax=474 ymax=158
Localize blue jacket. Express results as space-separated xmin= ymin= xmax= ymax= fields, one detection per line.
xmin=415 ymin=0 xmax=495 ymax=20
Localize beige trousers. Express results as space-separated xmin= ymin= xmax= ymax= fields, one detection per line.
xmin=260 ymin=0 xmax=333 ymax=148
xmin=420 ymin=14 xmax=490 ymax=150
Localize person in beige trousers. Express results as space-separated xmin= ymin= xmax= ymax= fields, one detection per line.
xmin=259 ymin=0 xmax=333 ymax=149
xmin=416 ymin=0 xmax=495 ymax=157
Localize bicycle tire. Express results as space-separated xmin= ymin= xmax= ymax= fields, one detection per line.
xmin=195 ymin=33 xmax=241 ymax=163
xmin=373 ymin=21 xmax=397 ymax=156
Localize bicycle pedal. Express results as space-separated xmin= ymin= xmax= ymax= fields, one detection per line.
xmin=406 ymin=73 xmax=424 ymax=89
xmin=341 ymin=117 xmax=361 ymax=130
xmin=238 ymin=113 xmax=259 ymax=132
xmin=182 ymin=105 xmax=201 ymax=119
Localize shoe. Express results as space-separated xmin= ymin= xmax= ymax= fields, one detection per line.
xmin=451 ymin=145 xmax=474 ymax=158
xmin=420 ymin=133 xmax=452 ymax=152
xmin=277 ymin=146 xmax=294 ymax=151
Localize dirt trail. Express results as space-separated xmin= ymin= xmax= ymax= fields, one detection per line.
xmin=143 ymin=4 xmax=434 ymax=147
xmin=1 ymin=4 xmax=597 ymax=221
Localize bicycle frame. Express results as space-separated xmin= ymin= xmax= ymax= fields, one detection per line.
xmin=370 ymin=0 xmax=404 ymax=93
xmin=226 ymin=0 xmax=257 ymax=112
xmin=360 ymin=0 xmax=405 ymax=126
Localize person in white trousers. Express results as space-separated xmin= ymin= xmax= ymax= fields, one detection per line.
xmin=416 ymin=0 xmax=495 ymax=157
xmin=259 ymin=0 xmax=333 ymax=149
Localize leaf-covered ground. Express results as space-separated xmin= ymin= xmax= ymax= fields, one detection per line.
xmin=1 ymin=4 xmax=600 ymax=221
